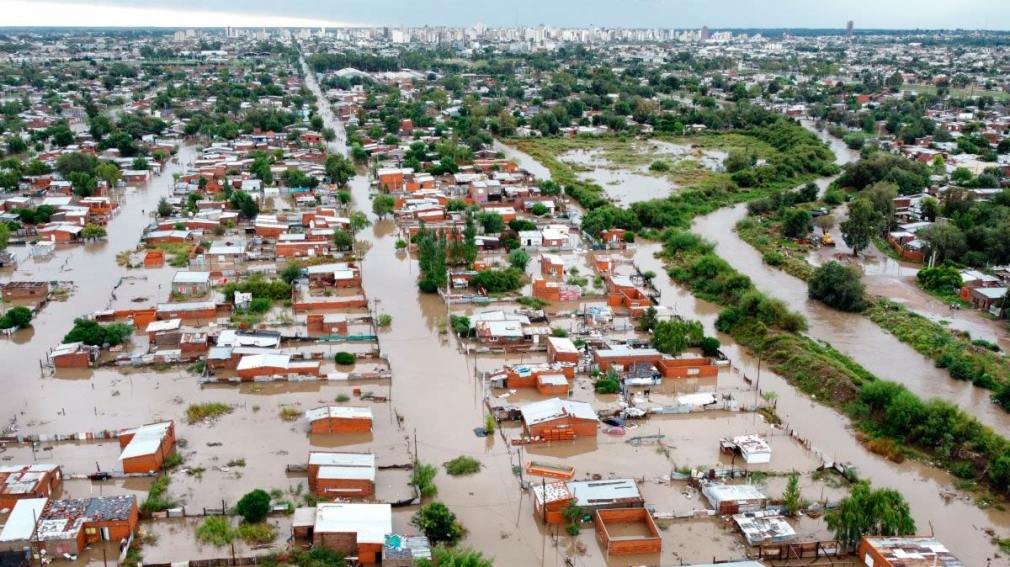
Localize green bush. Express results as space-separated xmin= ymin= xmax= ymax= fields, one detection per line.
xmin=334 ymin=352 xmax=355 ymax=365
xmin=235 ymin=489 xmax=271 ymax=523
xmin=809 ymin=261 xmax=867 ymax=312
xmin=471 ymin=268 xmax=524 ymax=293
xmin=0 ymin=306 xmax=33 ymax=329
xmin=410 ymin=462 xmax=438 ymax=498
xmin=444 ymin=456 xmax=481 ymax=476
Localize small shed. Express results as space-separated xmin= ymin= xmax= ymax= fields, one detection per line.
xmin=305 ymin=406 xmax=373 ymax=434
xmin=702 ymin=483 xmax=768 ymax=515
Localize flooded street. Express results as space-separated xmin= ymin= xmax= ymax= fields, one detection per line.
xmin=494 ymin=133 xmax=1010 ymax=565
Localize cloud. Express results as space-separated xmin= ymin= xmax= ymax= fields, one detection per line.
xmin=0 ymin=1 xmax=358 ymax=27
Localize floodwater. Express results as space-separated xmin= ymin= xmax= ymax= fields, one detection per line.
xmin=493 ymin=136 xmax=1010 ymax=563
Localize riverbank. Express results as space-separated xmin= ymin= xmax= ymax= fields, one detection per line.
xmin=735 ymin=209 xmax=1010 ymax=408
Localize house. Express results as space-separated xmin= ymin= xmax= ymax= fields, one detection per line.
xmin=236 ymin=353 xmax=321 ymax=380
xmin=594 ymin=508 xmax=662 ymax=556
xmin=312 ymin=503 xmax=391 ymax=564
xmin=0 ymin=281 xmax=49 ymax=301
xmin=721 ymin=434 xmax=772 ymax=464
xmin=36 ymin=223 xmax=82 ymax=243
xmin=50 ymin=342 xmax=99 ymax=368
xmin=540 ymin=254 xmax=565 ymax=278
xmin=171 ymin=271 xmax=211 ymax=296
xmin=305 ymin=407 xmax=373 ymax=434
xmin=33 ymin=495 xmax=138 ymax=556
xmin=567 ymin=479 xmax=644 ymax=511
xmin=598 ymin=228 xmax=627 ymax=250
xmin=306 ymin=313 xmax=349 ymax=335
xmin=857 ymin=536 xmax=963 ymax=566
xmin=156 ymin=301 xmax=219 ymax=320
xmin=0 ymin=498 xmax=47 ymax=553
xmin=546 ymin=336 xmax=580 ymax=364
xmin=519 ymin=398 xmax=598 ymax=439
xmin=118 ymin=421 xmax=176 ymax=474
xmin=531 ymin=481 xmax=574 ymax=525
xmin=733 ymin=511 xmax=796 ymax=545
xmin=307 ymin=452 xmax=376 ymax=498
xmin=701 ymin=483 xmax=768 ymax=515
xmin=306 ymin=263 xmax=361 ymax=288
xmin=0 ymin=465 xmax=62 ymax=510
xmin=969 ymin=286 xmax=1007 ymax=317
xmin=594 ymin=345 xmax=663 ymax=372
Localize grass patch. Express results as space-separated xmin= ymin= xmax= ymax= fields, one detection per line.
xmin=236 ymin=522 xmax=276 ymax=544
xmin=444 ymin=456 xmax=481 ymax=476
xmin=140 ymin=475 xmax=175 ymax=516
xmin=186 ymin=403 xmax=233 ymax=424
xmin=410 ymin=462 xmax=438 ymax=498
xmin=195 ymin=516 xmax=234 ymax=546
xmin=279 ymin=406 xmax=301 ymax=422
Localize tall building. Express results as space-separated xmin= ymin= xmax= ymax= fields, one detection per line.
xmin=701 ymin=26 xmax=711 ymax=41
xmin=846 ymin=20 xmax=854 ymax=38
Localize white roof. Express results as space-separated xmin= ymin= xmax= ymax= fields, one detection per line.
xmin=236 ymin=353 xmax=290 ymax=370
xmin=520 ymin=398 xmax=597 ymax=426
xmin=309 ymin=452 xmax=375 ymax=468
xmin=119 ymin=421 xmax=172 ymax=461
xmin=314 ymin=503 xmax=391 ymax=544
xmin=172 ymin=271 xmax=211 ymax=284
xmin=567 ymin=479 xmax=641 ymax=507
xmin=304 ymin=406 xmax=373 ymax=422
xmin=145 ymin=318 xmax=182 ymax=333
xmin=537 ymin=374 xmax=569 ymax=386
xmin=0 ymin=498 xmax=47 ymax=542
xmin=546 ymin=336 xmax=578 ymax=354
xmin=317 ymin=465 xmax=375 ymax=481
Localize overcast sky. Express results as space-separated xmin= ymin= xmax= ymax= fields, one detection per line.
xmin=3 ymin=0 xmax=1010 ymax=30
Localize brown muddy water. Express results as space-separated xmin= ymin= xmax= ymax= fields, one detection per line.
xmin=494 ymin=126 xmax=1010 ymax=564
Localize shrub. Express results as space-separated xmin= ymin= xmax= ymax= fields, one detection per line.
xmin=186 ymin=403 xmax=233 ymax=424
xmin=471 ymin=268 xmax=524 ymax=293
xmin=377 ymin=314 xmax=393 ymax=327
xmin=595 ymin=376 xmax=621 ymax=394
xmin=444 ymin=456 xmax=481 ymax=476
xmin=334 ymin=351 xmax=356 ymax=365
xmin=0 ymin=306 xmax=33 ymax=329
xmin=412 ymin=502 xmax=462 ymax=545
xmin=809 ymin=261 xmax=866 ymax=312
xmin=410 ymin=462 xmax=438 ymax=498
xmin=235 ymin=489 xmax=271 ymax=523
xmin=64 ymin=318 xmax=133 ymax=346
xmin=699 ymin=336 xmax=721 ymax=356
xmin=649 ymin=160 xmax=670 ymax=172
xmin=236 ymin=522 xmax=275 ymax=544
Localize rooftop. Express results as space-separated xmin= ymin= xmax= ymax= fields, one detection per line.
xmin=314 ymin=503 xmax=391 ymax=544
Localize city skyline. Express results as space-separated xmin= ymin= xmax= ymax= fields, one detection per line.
xmin=2 ymin=0 xmax=1010 ymax=30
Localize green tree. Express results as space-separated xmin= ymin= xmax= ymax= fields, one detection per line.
xmin=132 ymin=156 xmax=149 ymax=170
xmin=412 ymin=503 xmax=463 ymax=545
xmin=333 ymin=229 xmax=353 ymax=251
xmin=783 ymin=472 xmax=802 ymax=517
xmin=920 ymin=223 xmax=967 ymax=264
xmin=477 ymin=212 xmax=504 ymax=234
xmin=652 ymin=318 xmax=703 ymax=356
xmin=508 ymin=249 xmax=530 ymax=270
xmin=280 ymin=262 xmax=303 ymax=284
xmin=781 ymin=209 xmax=813 ymax=238
xmin=81 ymin=224 xmax=107 ymax=240
xmin=57 ymin=152 xmax=97 ymax=176
xmin=0 ymin=306 xmax=33 ymax=329
xmin=235 ymin=489 xmax=271 ymax=523
xmin=840 ymin=199 xmax=879 ymax=257
xmin=324 ymin=154 xmax=355 ymax=187
xmin=809 ymin=261 xmax=866 ymax=312
xmin=250 ymin=155 xmax=273 ymax=185
xmin=67 ymin=172 xmax=97 ymax=197
xmin=348 ymin=211 xmax=370 ymax=235
xmin=229 ymin=191 xmax=259 ymax=220
xmin=157 ymin=198 xmax=173 ymax=217
xmin=826 ymin=481 xmax=915 ymax=551
xmin=95 ymin=162 xmax=121 ymax=188
xmin=0 ymin=223 xmax=9 ymax=251
xmin=372 ymin=194 xmax=395 ymax=219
